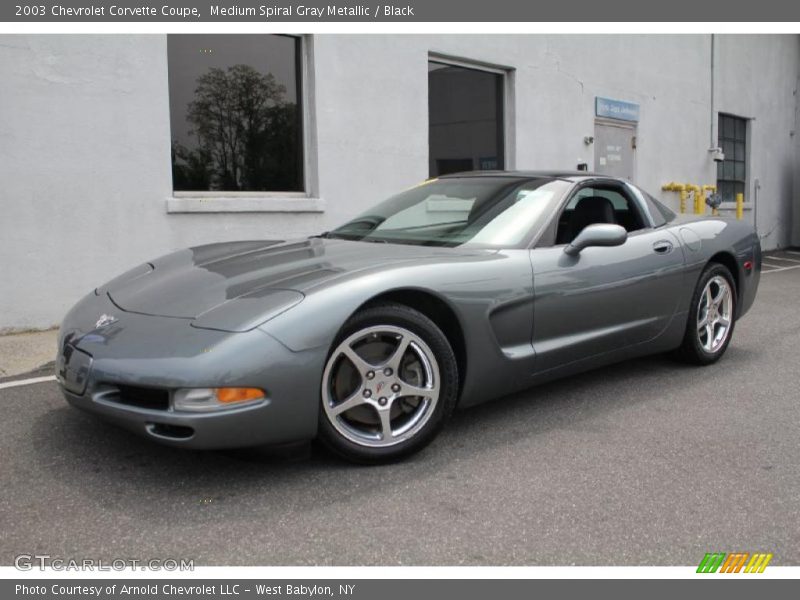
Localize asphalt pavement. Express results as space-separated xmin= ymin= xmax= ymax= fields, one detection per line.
xmin=1 ymin=257 xmax=799 ymax=566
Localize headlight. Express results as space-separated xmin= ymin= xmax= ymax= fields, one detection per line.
xmin=172 ymin=387 xmax=265 ymax=412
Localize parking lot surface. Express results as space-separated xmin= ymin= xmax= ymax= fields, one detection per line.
xmin=1 ymin=257 xmax=799 ymax=566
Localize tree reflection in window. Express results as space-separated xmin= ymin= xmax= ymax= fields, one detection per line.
xmin=169 ymin=35 xmax=303 ymax=192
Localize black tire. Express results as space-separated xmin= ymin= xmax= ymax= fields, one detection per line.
xmin=675 ymin=262 xmax=737 ymax=365
xmin=317 ymin=302 xmax=458 ymax=464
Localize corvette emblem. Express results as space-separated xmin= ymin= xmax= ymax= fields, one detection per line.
xmin=95 ymin=314 xmax=117 ymax=329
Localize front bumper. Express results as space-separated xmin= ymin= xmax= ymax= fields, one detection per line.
xmin=57 ymin=291 xmax=327 ymax=449
xmin=61 ymin=386 xmax=285 ymax=449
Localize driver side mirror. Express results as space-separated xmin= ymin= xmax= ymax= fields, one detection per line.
xmin=564 ymin=224 xmax=628 ymax=256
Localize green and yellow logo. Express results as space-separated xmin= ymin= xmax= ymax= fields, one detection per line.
xmin=697 ymin=552 xmax=773 ymax=573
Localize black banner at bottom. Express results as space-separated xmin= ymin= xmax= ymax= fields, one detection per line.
xmin=4 ymin=579 xmax=797 ymax=600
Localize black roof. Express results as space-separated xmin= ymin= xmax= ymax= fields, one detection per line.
xmin=438 ymin=170 xmax=614 ymax=181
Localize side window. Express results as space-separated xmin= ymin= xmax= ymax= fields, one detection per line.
xmin=556 ymin=185 xmax=647 ymax=245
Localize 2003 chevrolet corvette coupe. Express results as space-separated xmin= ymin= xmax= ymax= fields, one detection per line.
xmin=58 ymin=171 xmax=761 ymax=462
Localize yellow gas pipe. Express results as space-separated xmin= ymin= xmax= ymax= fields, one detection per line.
xmin=661 ymin=182 xmax=688 ymax=213
xmin=684 ymin=184 xmax=703 ymax=215
xmin=663 ymin=182 xmax=719 ymax=216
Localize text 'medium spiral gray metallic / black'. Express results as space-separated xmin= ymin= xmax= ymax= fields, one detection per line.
xmin=56 ymin=171 xmax=761 ymax=463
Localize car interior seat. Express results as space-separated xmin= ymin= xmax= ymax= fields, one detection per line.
xmin=562 ymin=196 xmax=618 ymax=243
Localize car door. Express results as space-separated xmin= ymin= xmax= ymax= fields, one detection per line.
xmin=530 ymin=181 xmax=685 ymax=374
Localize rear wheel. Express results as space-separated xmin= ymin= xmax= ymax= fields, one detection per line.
xmin=318 ymin=303 xmax=458 ymax=464
xmin=676 ymin=263 xmax=737 ymax=365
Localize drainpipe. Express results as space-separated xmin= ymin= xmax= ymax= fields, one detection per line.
xmin=753 ymin=178 xmax=761 ymax=230
xmin=710 ymin=34 xmax=715 ymax=148
xmin=707 ymin=36 xmax=724 ymax=163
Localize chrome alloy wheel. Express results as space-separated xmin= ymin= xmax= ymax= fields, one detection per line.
xmin=697 ymin=275 xmax=734 ymax=353
xmin=322 ymin=325 xmax=441 ymax=448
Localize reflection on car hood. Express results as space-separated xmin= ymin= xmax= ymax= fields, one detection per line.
xmin=107 ymin=238 xmax=478 ymax=320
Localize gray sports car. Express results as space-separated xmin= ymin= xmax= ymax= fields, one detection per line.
xmin=57 ymin=171 xmax=761 ymax=462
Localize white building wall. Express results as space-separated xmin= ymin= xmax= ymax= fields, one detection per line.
xmin=1 ymin=34 xmax=797 ymax=332
xmin=714 ymin=34 xmax=799 ymax=249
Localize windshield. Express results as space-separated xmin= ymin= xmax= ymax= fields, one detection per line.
xmin=327 ymin=177 xmax=571 ymax=248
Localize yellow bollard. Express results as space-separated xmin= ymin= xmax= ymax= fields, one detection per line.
xmin=679 ymin=189 xmax=687 ymax=214
xmin=736 ymin=192 xmax=744 ymax=220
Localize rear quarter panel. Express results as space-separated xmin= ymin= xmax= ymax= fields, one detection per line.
xmin=668 ymin=216 xmax=760 ymax=319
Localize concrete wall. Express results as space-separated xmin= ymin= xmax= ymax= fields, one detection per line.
xmin=1 ymin=34 xmax=798 ymax=332
xmin=714 ymin=35 xmax=798 ymax=249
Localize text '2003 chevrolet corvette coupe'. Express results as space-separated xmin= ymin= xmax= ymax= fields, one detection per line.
xmin=57 ymin=172 xmax=761 ymax=462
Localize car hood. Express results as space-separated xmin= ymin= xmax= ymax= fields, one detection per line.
xmin=104 ymin=238 xmax=479 ymax=330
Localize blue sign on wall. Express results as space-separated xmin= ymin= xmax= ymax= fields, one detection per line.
xmin=595 ymin=97 xmax=640 ymax=122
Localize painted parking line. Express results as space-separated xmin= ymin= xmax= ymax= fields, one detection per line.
xmin=762 ymin=261 xmax=788 ymax=270
xmin=762 ymin=263 xmax=800 ymax=273
xmin=0 ymin=375 xmax=56 ymax=390
xmin=764 ymin=255 xmax=800 ymax=263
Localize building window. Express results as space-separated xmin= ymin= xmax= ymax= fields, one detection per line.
xmin=168 ymin=34 xmax=303 ymax=193
xmin=717 ymin=114 xmax=747 ymax=203
xmin=428 ymin=60 xmax=505 ymax=178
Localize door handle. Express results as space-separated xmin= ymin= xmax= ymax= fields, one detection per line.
xmin=653 ymin=240 xmax=674 ymax=254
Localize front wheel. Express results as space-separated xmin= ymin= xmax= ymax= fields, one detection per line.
xmin=676 ymin=263 xmax=737 ymax=365
xmin=318 ymin=303 xmax=458 ymax=464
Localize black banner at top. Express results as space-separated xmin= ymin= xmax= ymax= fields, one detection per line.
xmin=2 ymin=0 xmax=800 ymax=22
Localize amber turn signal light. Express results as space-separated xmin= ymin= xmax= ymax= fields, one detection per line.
xmin=172 ymin=387 xmax=265 ymax=412
xmin=215 ymin=387 xmax=265 ymax=403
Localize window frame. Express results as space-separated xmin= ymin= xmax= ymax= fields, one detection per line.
xmin=166 ymin=34 xmax=322 ymax=214
xmin=716 ymin=112 xmax=748 ymax=206
xmin=533 ymin=179 xmax=654 ymax=249
xmin=427 ymin=53 xmax=515 ymax=177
